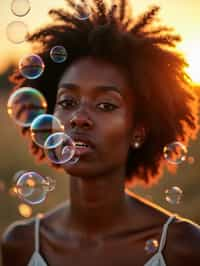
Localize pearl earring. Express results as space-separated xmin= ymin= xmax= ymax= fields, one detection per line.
xmin=133 ymin=141 xmax=141 ymax=149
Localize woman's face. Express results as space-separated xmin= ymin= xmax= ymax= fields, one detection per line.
xmin=54 ymin=57 xmax=135 ymax=177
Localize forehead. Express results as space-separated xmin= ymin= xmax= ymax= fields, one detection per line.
xmin=58 ymin=57 xmax=132 ymax=96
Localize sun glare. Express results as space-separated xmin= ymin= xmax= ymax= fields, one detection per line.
xmin=183 ymin=42 xmax=200 ymax=85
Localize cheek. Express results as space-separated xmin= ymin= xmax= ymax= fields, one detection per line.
xmin=100 ymin=114 xmax=132 ymax=157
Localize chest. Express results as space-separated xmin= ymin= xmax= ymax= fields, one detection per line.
xmin=41 ymin=234 xmax=154 ymax=266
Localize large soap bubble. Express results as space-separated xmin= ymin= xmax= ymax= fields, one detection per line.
xmin=7 ymin=87 xmax=47 ymax=127
xmin=11 ymin=0 xmax=31 ymax=17
xmin=19 ymin=54 xmax=45 ymax=79
xmin=30 ymin=114 xmax=64 ymax=148
xmin=6 ymin=21 xmax=28 ymax=44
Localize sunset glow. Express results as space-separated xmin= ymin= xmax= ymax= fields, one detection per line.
xmin=184 ymin=43 xmax=200 ymax=84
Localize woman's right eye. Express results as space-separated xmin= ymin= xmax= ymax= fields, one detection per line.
xmin=56 ymin=98 xmax=78 ymax=109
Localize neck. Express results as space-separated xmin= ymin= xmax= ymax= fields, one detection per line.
xmin=67 ymin=169 xmax=131 ymax=236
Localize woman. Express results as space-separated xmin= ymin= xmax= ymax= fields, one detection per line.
xmin=1 ymin=0 xmax=200 ymax=265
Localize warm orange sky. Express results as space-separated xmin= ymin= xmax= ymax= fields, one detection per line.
xmin=0 ymin=0 xmax=200 ymax=82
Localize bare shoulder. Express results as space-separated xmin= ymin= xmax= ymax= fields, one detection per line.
xmin=1 ymin=217 xmax=35 ymax=266
xmin=164 ymin=215 xmax=200 ymax=266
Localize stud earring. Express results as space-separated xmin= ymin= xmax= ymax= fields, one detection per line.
xmin=133 ymin=141 xmax=141 ymax=149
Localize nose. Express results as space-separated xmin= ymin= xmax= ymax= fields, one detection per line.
xmin=69 ymin=111 xmax=93 ymax=130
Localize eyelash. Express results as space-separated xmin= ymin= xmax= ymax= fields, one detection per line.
xmin=56 ymin=99 xmax=118 ymax=112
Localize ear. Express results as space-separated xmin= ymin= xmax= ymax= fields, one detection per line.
xmin=130 ymin=126 xmax=146 ymax=149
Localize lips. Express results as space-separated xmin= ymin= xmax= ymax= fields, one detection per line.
xmin=67 ymin=134 xmax=95 ymax=156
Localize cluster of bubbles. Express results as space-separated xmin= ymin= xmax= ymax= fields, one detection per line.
xmin=6 ymin=0 xmax=91 ymax=45
xmin=7 ymin=86 xmax=80 ymax=164
xmin=6 ymin=0 xmax=31 ymax=44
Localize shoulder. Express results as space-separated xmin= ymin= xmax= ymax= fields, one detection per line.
xmin=165 ymin=215 xmax=200 ymax=266
xmin=1 ymin=217 xmax=36 ymax=266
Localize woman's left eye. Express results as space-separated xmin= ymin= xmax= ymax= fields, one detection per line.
xmin=97 ymin=103 xmax=118 ymax=111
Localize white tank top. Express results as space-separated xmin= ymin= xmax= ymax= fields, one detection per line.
xmin=27 ymin=214 xmax=176 ymax=266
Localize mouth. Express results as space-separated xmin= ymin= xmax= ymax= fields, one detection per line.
xmin=69 ymin=136 xmax=95 ymax=156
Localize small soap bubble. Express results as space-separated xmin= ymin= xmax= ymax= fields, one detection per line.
xmin=144 ymin=239 xmax=159 ymax=254
xmin=50 ymin=46 xmax=68 ymax=63
xmin=163 ymin=141 xmax=187 ymax=165
xmin=7 ymin=87 xmax=47 ymax=127
xmin=164 ymin=186 xmax=183 ymax=204
xmin=19 ymin=54 xmax=45 ymax=79
xmin=6 ymin=21 xmax=28 ymax=44
xmin=18 ymin=203 xmax=32 ymax=218
xmin=44 ymin=132 xmax=76 ymax=164
xmin=15 ymin=171 xmax=54 ymax=205
xmin=74 ymin=0 xmax=91 ymax=20
xmin=30 ymin=114 xmax=64 ymax=148
xmin=187 ymin=156 xmax=195 ymax=165
xmin=11 ymin=0 xmax=31 ymax=17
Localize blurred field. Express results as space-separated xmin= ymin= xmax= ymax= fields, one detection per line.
xmin=0 ymin=67 xmax=200 ymax=265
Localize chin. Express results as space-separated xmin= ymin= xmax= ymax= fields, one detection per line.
xmin=64 ymin=164 xmax=98 ymax=178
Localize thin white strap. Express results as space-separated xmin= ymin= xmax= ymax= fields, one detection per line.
xmin=35 ymin=215 xmax=41 ymax=253
xmin=158 ymin=214 xmax=176 ymax=252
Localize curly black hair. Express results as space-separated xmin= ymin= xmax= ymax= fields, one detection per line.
xmin=9 ymin=0 xmax=199 ymax=188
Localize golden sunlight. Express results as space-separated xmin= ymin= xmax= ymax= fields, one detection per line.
xmin=183 ymin=42 xmax=200 ymax=84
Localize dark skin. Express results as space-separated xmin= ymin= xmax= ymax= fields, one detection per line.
xmin=1 ymin=57 xmax=200 ymax=266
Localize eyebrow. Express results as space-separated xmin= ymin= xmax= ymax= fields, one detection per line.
xmin=58 ymin=83 xmax=122 ymax=96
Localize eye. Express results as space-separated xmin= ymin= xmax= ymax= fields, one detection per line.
xmin=97 ymin=102 xmax=118 ymax=111
xmin=56 ymin=97 xmax=78 ymax=109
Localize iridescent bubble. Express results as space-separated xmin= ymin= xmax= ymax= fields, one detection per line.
xmin=44 ymin=132 xmax=76 ymax=164
xmin=7 ymin=87 xmax=47 ymax=127
xmin=30 ymin=114 xmax=64 ymax=148
xmin=18 ymin=203 xmax=32 ymax=218
xmin=144 ymin=239 xmax=159 ymax=254
xmin=74 ymin=0 xmax=91 ymax=20
xmin=15 ymin=171 xmax=55 ymax=205
xmin=19 ymin=54 xmax=45 ymax=79
xmin=6 ymin=21 xmax=28 ymax=44
xmin=11 ymin=0 xmax=31 ymax=17
xmin=164 ymin=186 xmax=183 ymax=204
xmin=163 ymin=141 xmax=188 ymax=165
xmin=50 ymin=46 xmax=68 ymax=63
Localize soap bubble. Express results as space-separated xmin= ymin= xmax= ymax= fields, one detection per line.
xmin=7 ymin=87 xmax=47 ymax=127
xmin=19 ymin=54 xmax=45 ymax=79
xmin=144 ymin=239 xmax=159 ymax=254
xmin=163 ymin=141 xmax=187 ymax=165
xmin=187 ymin=156 xmax=195 ymax=165
xmin=164 ymin=186 xmax=183 ymax=204
xmin=30 ymin=114 xmax=64 ymax=148
xmin=74 ymin=0 xmax=91 ymax=20
xmin=50 ymin=46 xmax=68 ymax=63
xmin=44 ymin=132 xmax=76 ymax=164
xmin=15 ymin=171 xmax=56 ymax=205
xmin=18 ymin=203 xmax=32 ymax=218
xmin=11 ymin=0 xmax=31 ymax=17
xmin=6 ymin=21 xmax=28 ymax=44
